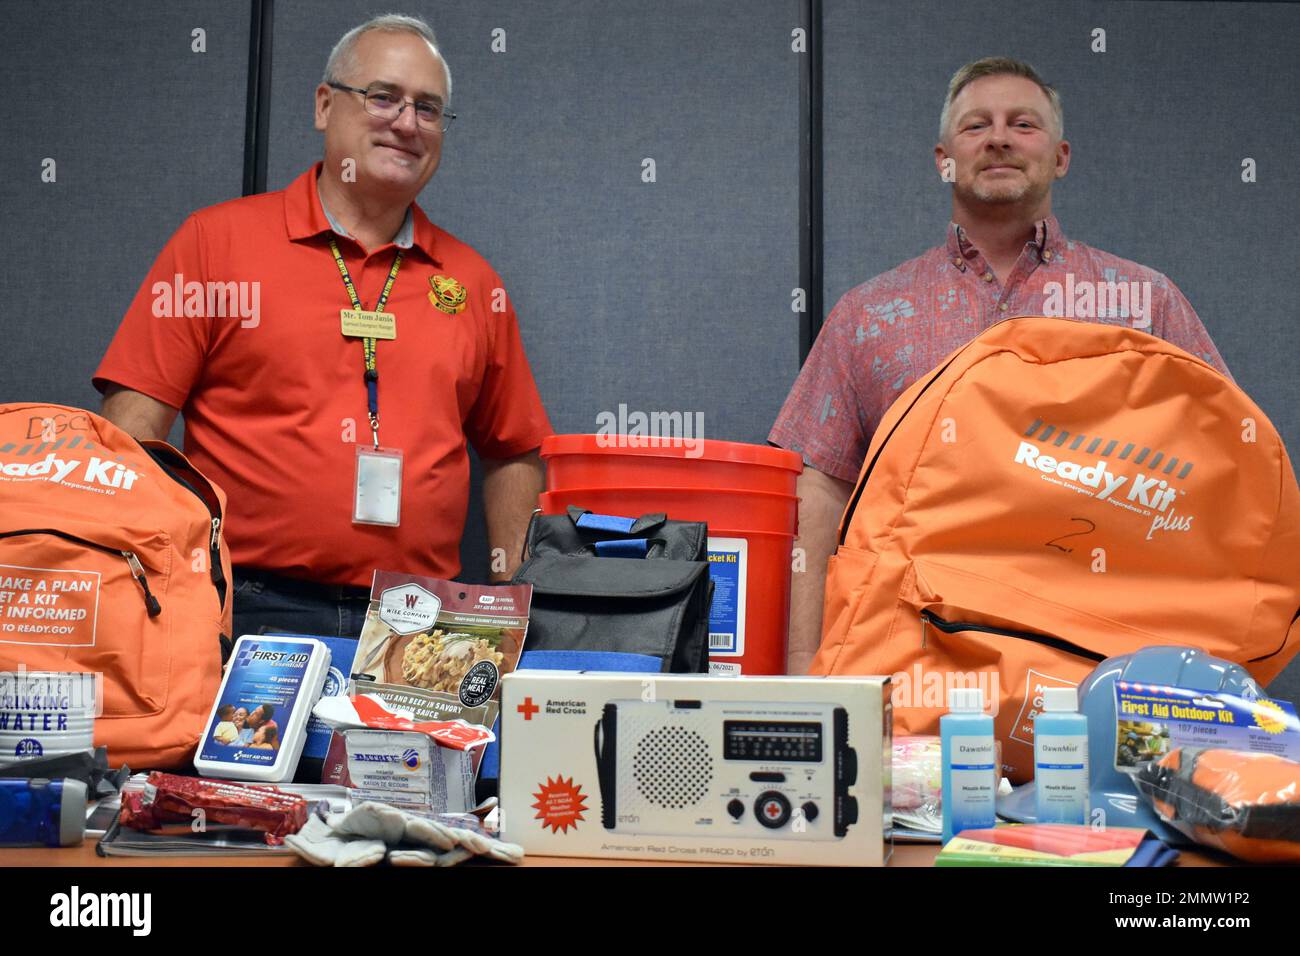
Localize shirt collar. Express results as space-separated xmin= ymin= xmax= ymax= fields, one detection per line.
xmin=946 ymin=214 xmax=1069 ymax=266
xmin=320 ymin=194 xmax=414 ymax=249
xmin=284 ymin=162 xmax=440 ymax=262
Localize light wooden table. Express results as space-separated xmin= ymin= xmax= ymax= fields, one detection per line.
xmin=0 ymin=838 xmax=1230 ymax=867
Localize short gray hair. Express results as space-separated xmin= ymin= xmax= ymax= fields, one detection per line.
xmin=323 ymin=13 xmax=452 ymax=102
xmin=939 ymin=56 xmax=1062 ymax=141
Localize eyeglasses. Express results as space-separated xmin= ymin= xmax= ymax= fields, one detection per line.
xmin=327 ymin=82 xmax=456 ymax=133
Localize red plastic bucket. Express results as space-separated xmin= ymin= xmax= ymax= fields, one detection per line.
xmin=543 ymin=434 xmax=801 ymax=496
xmin=538 ymin=488 xmax=798 ymax=537
xmin=539 ymin=436 xmax=803 ymax=675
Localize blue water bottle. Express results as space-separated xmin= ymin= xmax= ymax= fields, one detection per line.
xmin=0 ymin=778 xmax=87 ymax=847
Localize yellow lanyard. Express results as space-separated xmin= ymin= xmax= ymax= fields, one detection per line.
xmin=328 ymin=239 xmax=403 ymax=447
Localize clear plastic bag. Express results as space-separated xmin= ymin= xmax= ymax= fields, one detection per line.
xmin=893 ymin=735 xmax=942 ymax=833
xmin=1133 ymin=746 xmax=1300 ymax=863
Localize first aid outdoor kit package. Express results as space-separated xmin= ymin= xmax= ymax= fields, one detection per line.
xmin=512 ymin=507 xmax=713 ymax=673
xmin=0 ymin=403 xmax=233 ymax=770
xmin=194 ymin=635 xmax=331 ymax=783
xmin=1108 ymin=678 xmax=1300 ymax=863
xmin=814 ymin=316 xmax=1300 ymax=783
xmin=499 ymin=671 xmax=891 ymax=866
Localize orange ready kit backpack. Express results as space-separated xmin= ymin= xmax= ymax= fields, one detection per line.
xmin=0 ymin=404 xmax=232 ymax=769
xmin=813 ymin=317 xmax=1300 ymax=782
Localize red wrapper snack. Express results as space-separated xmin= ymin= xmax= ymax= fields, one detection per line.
xmin=119 ymin=772 xmax=310 ymax=844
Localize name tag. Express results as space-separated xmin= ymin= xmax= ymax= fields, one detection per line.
xmin=340 ymin=309 xmax=397 ymax=340
xmin=354 ymin=446 xmax=403 ymax=526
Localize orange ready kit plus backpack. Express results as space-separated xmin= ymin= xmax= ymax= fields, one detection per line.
xmin=0 ymin=404 xmax=232 ymax=768
xmin=814 ymin=317 xmax=1300 ymax=781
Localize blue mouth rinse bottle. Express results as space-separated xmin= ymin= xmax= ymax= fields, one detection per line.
xmin=1033 ymin=686 xmax=1090 ymax=825
xmin=941 ymin=687 xmax=997 ymax=844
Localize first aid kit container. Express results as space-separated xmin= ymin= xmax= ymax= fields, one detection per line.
xmin=539 ymin=435 xmax=802 ymax=675
xmin=194 ymin=635 xmax=331 ymax=783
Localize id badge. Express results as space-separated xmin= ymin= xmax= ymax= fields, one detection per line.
xmin=354 ymin=446 xmax=403 ymax=526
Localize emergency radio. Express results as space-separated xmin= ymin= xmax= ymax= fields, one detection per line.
xmin=594 ymin=699 xmax=857 ymax=839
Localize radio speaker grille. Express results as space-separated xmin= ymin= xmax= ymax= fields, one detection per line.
xmin=632 ymin=724 xmax=713 ymax=808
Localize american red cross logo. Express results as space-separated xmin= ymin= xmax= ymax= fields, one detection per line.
xmin=765 ymin=802 xmax=781 ymax=819
xmin=518 ymin=697 xmax=540 ymax=721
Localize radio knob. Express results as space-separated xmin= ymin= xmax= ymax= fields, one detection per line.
xmin=755 ymin=791 xmax=792 ymax=829
xmin=841 ymin=749 xmax=858 ymax=787
xmin=842 ymin=796 xmax=859 ymax=827
xmin=801 ymin=801 xmax=819 ymax=823
xmin=727 ymin=799 xmax=745 ymax=819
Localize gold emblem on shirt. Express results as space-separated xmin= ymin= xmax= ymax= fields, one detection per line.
xmin=428 ymin=275 xmax=468 ymax=314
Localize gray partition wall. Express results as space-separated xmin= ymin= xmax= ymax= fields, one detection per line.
xmin=0 ymin=0 xmax=250 ymax=437
xmin=265 ymin=0 xmax=804 ymax=578
xmin=820 ymin=0 xmax=1300 ymax=697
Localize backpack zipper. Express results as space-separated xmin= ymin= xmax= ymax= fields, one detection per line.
xmin=838 ymin=351 xmax=963 ymax=546
xmin=836 ymin=316 xmax=1084 ymax=546
xmin=918 ymin=609 xmax=1105 ymax=663
xmin=0 ymin=528 xmax=161 ymax=617
xmin=142 ymin=446 xmax=226 ymax=610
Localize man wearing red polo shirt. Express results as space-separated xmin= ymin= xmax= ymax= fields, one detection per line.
xmin=773 ymin=57 xmax=1230 ymax=674
xmin=94 ymin=15 xmax=551 ymax=639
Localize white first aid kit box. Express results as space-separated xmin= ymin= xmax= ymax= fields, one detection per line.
xmin=194 ymin=635 xmax=331 ymax=783
xmin=500 ymin=672 xmax=892 ymax=866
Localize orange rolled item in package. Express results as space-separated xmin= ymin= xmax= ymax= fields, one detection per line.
xmin=1135 ymin=747 xmax=1300 ymax=863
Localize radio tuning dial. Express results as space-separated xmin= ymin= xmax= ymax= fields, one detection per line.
xmin=755 ymin=791 xmax=792 ymax=829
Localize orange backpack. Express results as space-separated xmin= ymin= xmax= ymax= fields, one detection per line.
xmin=0 ymin=404 xmax=232 ymax=769
xmin=812 ymin=317 xmax=1300 ymax=782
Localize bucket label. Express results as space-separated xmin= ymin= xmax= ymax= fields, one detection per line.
xmin=706 ymin=537 xmax=747 ymax=657
xmin=0 ymin=565 xmax=100 ymax=647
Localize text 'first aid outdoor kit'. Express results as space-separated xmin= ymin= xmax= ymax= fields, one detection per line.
xmin=814 ymin=317 xmax=1300 ymax=783
xmin=0 ymin=404 xmax=233 ymax=770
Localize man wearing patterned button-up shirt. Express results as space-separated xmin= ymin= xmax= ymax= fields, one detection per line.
xmin=772 ymin=57 xmax=1230 ymax=674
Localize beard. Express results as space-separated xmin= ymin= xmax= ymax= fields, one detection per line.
xmin=958 ymin=166 xmax=1050 ymax=207
xmin=971 ymin=176 xmax=1030 ymax=204
xmin=956 ymin=159 xmax=1055 ymax=208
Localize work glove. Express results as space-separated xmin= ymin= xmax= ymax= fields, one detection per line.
xmin=286 ymin=800 xmax=523 ymax=868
